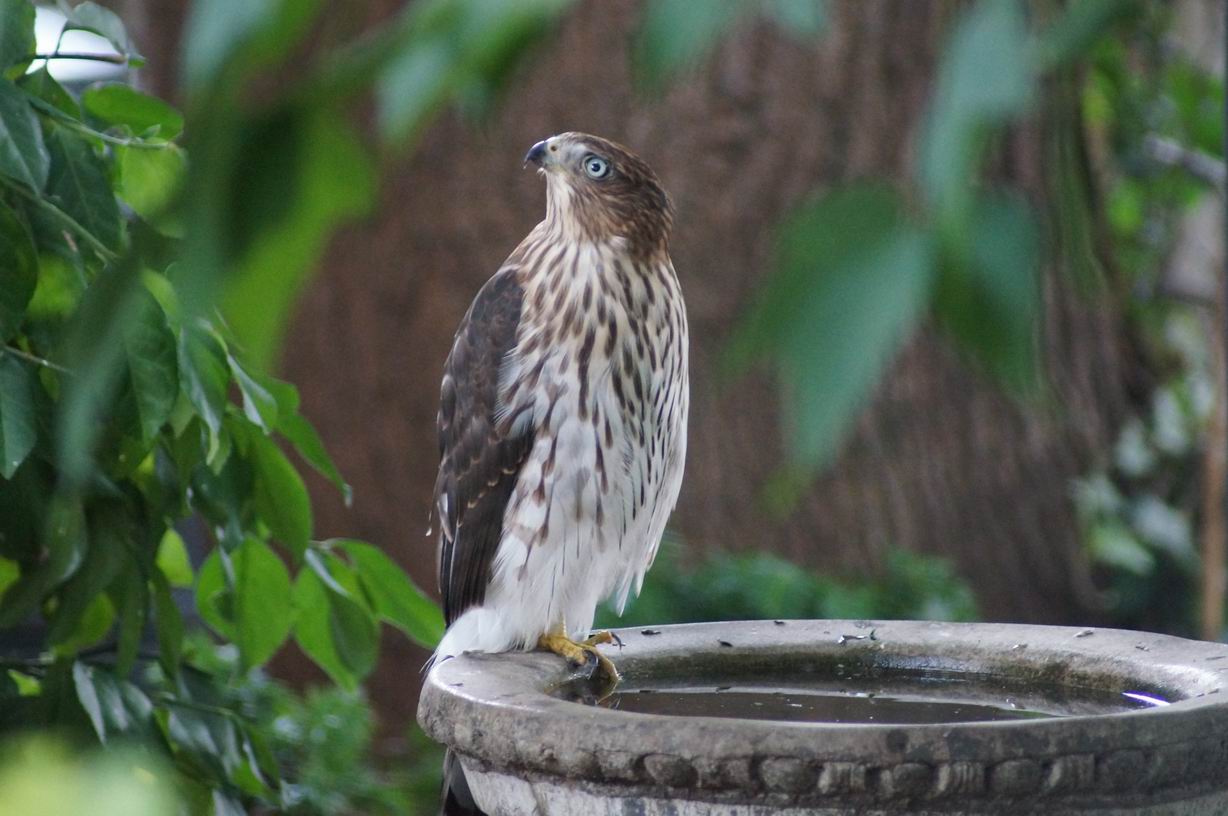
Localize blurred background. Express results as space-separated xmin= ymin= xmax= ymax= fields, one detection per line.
xmin=1 ymin=0 xmax=1225 ymax=812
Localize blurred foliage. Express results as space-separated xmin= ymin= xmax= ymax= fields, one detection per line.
xmin=723 ymin=0 xmax=1141 ymax=484
xmin=1074 ymin=6 xmax=1223 ymax=637
xmin=0 ymin=0 xmax=551 ymax=811
xmin=598 ymin=536 xmax=977 ymax=629
xmin=179 ymin=633 xmax=443 ymax=815
xmin=633 ymin=0 xmax=827 ymax=92
xmin=0 ymin=735 xmax=175 ymax=816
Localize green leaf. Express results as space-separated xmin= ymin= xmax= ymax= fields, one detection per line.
xmin=113 ymin=568 xmax=147 ymax=675
xmin=374 ymin=0 xmax=569 ymax=145
xmin=150 ymin=571 xmax=183 ymax=679
xmin=0 ymin=495 xmax=87 ymax=627
xmin=62 ymin=2 xmax=143 ymax=63
xmin=246 ymin=432 xmax=312 ymax=558
xmin=53 ymin=592 xmax=114 ymax=655
xmin=918 ymin=0 xmax=1033 ymax=221
xmin=293 ymin=564 xmax=377 ymax=690
xmin=340 ymin=539 xmax=443 ymax=648
xmin=0 ymin=204 xmax=36 ymax=342
xmin=120 ymin=287 xmax=179 ymax=443
xmin=82 ymin=84 xmax=184 ymax=138
xmin=227 ymin=352 xmax=278 ymax=432
xmin=233 ymin=537 xmax=293 ymax=669
xmin=26 ymin=253 xmax=84 ymax=321
xmin=934 ymin=192 xmax=1040 ymax=392
xmin=633 ymin=0 xmax=746 ymax=91
xmin=181 ymin=0 xmax=322 ymax=93
xmin=55 ymin=254 xmax=143 ymax=486
xmin=116 ymin=144 xmax=186 ymax=228
xmin=45 ymin=127 xmax=122 ymax=252
xmin=1089 ymin=520 xmax=1154 ymax=575
xmin=0 ymin=77 xmax=48 ymax=189
xmin=178 ymin=323 xmax=230 ymax=459
xmin=156 ymin=527 xmax=194 ymax=588
xmin=72 ymin=662 xmax=156 ymax=745
xmin=194 ymin=548 xmax=234 ymax=640
xmin=279 ymin=412 xmax=351 ymax=505
xmin=761 ymin=0 xmax=827 ymax=38
xmin=220 ymin=110 xmax=374 ymax=370
xmin=1035 ymin=0 xmax=1139 ymax=71
xmin=729 ymin=185 xmax=935 ymax=471
xmin=0 ymin=354 xmax=35 ymax=478
xmin=48 ymin=506 xmax=127 ymax=646
xmin=19 ymin=68 xmax=80 ymax=117
xmin=0 ymin=0 xmax=36 ymax=74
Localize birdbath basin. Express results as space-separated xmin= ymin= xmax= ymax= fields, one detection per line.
xmin=418 ymin=620 xmax=1228 ymax=814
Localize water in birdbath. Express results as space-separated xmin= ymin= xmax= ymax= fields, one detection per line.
xmin=555 ymin=671 xmax=1167 ymax=724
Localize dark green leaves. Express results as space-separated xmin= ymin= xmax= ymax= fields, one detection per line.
xmin=73 ymin=661 xmax=156 ymax=744
xmin=121 ymin=287 xmax=179 ymax=442
xmin=0 ymin=203 xmax=36 ymax=341
xmin=0 ymin=0 xmax=35 ymax=73
xmin=0 ymin=78 xmax=48 ymax=190
xmin=46 ymin=128 xmax=123 ymax=252
xmin=1 ymin=2 xmax=451 ymax=811
xmin=730 ymin=185 xmax=935 ymax=470
xmin=0 ymin=355 xmax=36 ymax=478
xmin=178 ymin=322 xmax=229 ymax=458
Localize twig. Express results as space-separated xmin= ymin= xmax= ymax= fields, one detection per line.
xmin=2 ymin=345 xmax=71 ymax=374
xmin=1144 ymin=134 xmax=1227 ymax=189
xmin=1201 ymin=285 xmax=1228 ymax=641
xmin=26 ymin=52 xmax=129 ymax=66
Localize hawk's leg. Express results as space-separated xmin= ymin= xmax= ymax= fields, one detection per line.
xmin=537 ymin=626 xmax=621 ymax=684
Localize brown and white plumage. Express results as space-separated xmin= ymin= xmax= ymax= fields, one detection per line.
xmin=432 ymin=132 xmax=688 ymax=663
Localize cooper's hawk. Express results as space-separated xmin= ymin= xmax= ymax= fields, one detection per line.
xmin=431 ymin=133 xmax=689 ymax=680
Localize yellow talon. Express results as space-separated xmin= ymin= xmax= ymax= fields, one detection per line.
xmin=538 ymin=628 xmax=621 ymax=684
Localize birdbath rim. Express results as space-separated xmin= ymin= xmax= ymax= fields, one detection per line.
xmin=419 ymin=619 xmax=1228 ymax=814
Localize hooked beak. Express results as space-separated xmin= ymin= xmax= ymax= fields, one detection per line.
xmin=524 ymin=139 xmax=548 ymax=168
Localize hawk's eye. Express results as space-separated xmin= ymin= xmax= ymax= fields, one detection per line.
xmin=582 ymin=155 xmax=611 ymax=180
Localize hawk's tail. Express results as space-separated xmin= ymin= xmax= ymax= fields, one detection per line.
xmin=440 ymin=749 xmax=485 ymax=816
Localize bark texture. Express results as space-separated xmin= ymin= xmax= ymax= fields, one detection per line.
xmin=137 ymin=0 xmax=1138 ymax=728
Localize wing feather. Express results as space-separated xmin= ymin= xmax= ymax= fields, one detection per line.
xmin=435 ymin=267 xmax=533 ymax=626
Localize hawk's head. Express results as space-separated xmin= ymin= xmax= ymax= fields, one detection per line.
xmin=525 ymin=132 xmax=673 ymax=257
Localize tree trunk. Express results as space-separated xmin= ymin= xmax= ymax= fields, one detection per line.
xmin=136 ymin=0 xmax=1137 ymax=730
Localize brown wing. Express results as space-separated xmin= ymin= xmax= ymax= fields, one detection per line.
xmin=434 ymin=268 xmax=534 ymax=626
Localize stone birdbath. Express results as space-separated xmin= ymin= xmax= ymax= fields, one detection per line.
xmin=418 ymin=619 xmax=1228 ymax=814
